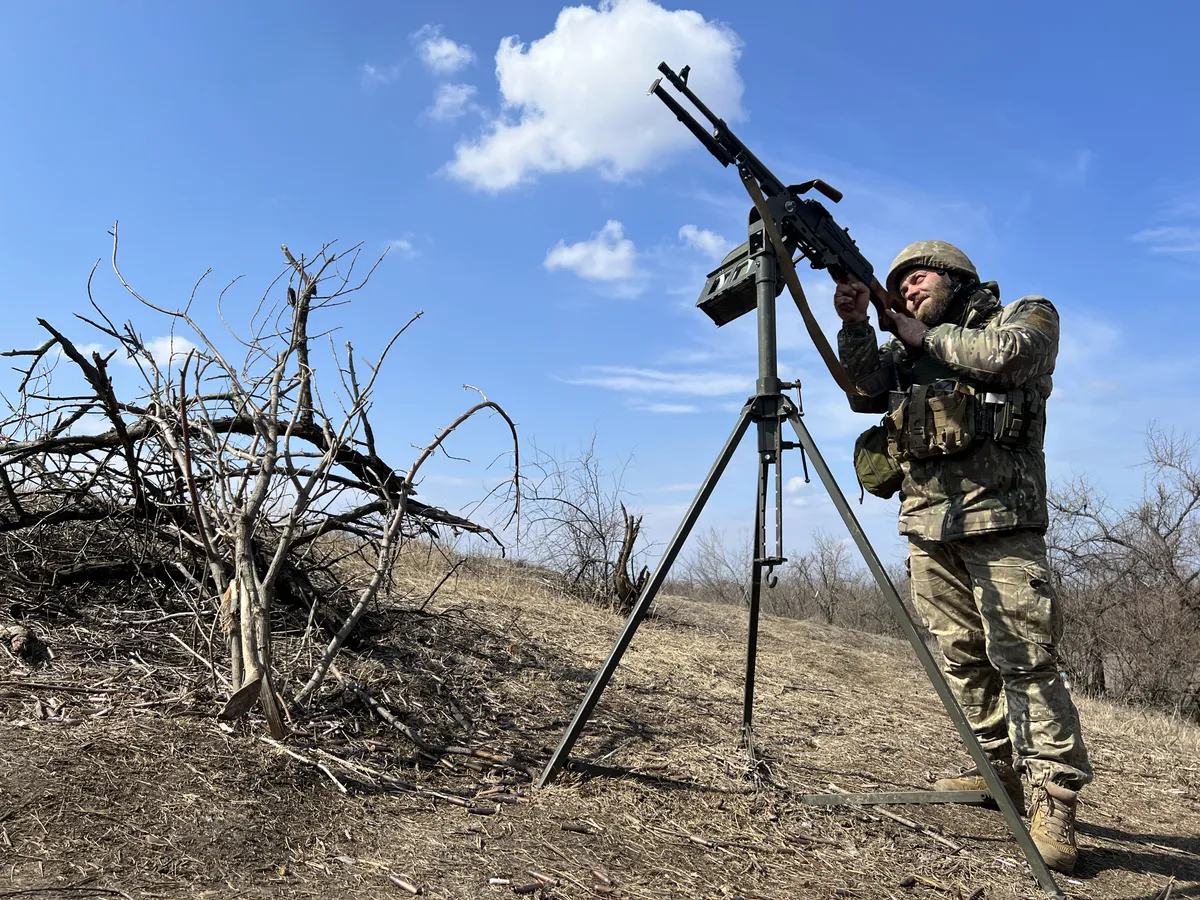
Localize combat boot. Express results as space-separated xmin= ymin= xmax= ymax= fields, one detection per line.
xmin=932 ymin=758 xmax=1025 ymax=816
xmin=1029 ymin=780 xmax=1079 ymax=874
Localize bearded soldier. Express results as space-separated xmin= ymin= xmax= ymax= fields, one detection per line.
xmin=833 ymin=241 xmax=1091 ymax=874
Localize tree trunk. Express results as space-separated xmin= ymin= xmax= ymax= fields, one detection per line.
xmin=613 ymin=503 xmax=648 ymax=615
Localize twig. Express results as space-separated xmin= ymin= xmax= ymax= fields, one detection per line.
xmin=260 ymin=736 xmax=347 ymax=794
xmin=167 ymin=633 xmax=231 ymax=689
xmin=417 ymin=558 xmax=466 ymax=612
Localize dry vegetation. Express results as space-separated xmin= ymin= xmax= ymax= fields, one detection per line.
xmin=2 ymin=552 xmax=1197 ymax=900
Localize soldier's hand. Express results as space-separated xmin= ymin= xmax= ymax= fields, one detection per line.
xmin=885 ymin=307 xmax=929 ymax=347
xmin=833 ymin=278 xmax=870 ymax=323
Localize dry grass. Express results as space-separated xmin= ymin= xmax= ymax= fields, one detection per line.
xmin=1 ymin=553 xmax=1197 ymax=900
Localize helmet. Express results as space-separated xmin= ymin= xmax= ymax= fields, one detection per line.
xmin=886 ymin=240 xmax=979 ymax=297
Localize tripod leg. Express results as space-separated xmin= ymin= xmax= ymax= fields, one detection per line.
xmin=537 ymin=404 xmax=755 ymax=788
xmin=784 ymin=411 xmax=1064 ymax=899
xmin=742 ymin=455 xmax=767 ymax=744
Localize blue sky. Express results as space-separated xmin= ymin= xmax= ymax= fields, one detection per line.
xmin=2 ymin=1 xmax=1197 ymax=568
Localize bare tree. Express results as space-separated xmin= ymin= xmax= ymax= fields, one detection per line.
xmin=0 ymin=228 xmax=518 ymax=731
xmin=519 ymin=435 xmax=648 ymax=611
xmin=790 ymin=529 xmax=857 ymax=625
xmin=678 ymin=527 xmax=753 ymax=608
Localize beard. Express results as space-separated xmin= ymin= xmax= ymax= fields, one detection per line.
xmin=909 ymin=276 xmax=954 ymax=325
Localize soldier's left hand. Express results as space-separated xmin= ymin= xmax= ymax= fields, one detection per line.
xmin=885 ymin=308 xmax=929 ymax=348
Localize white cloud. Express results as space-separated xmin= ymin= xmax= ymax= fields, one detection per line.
xmin=784 ymin=476 xmax=809 ymax=495
xmin=788 ymin=494 xmax=831 ymax=510
xmin=566 ymin=365 xmax=750 ymax=397
xmin=413 ymin=25 xmax=475 ymax=75
xmin=428 ymin=83 xmax=478 ymax=121
xmin=679 ymin=224 xmax=729 ymax=259
xmin=544 ymin=220 xmax=640 ymax=290
xmin=56 ymin=342 xmax=107 ymax=360
xmin=445 ymin=0 xmax=743 ymax=191
xmin=142 ymin=336 xmax=197 ymax=367
xmin=388 ymin=237 xmax=417 ymax=257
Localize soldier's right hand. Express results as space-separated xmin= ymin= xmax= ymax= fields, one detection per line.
xmin=833 ymin=278 xmax=870 ymax=324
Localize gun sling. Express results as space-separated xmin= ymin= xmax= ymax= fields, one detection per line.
xmin=740 ymin=171 xmax=855 ymax=395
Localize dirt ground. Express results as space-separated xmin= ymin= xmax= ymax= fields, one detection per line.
xmin=1 ymin=560 xmax=1197 ymax=900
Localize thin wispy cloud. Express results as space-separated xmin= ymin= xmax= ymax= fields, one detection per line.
xmin=1162 ymin=182 xmax=1200 ymax=220
xmin=360 ymin=63 xmax=402 ymax=86
xmin=567 ymin=365 xmax=750 ymax=397
xmin=1131 ymin=181 xmax=1200 ymax=259
xmin=419 ymin=473 xmax=478 ymax=488
xmin=1028 ymin=148 xmax=1094 ymax=186
xmin=630 ymin=401 xmax=700 ymax=414
xmin=444 ymin=0 xmax=743 ymax=191
xmin=412 ymin=25 xmax=475 ymax=75
xmin=1131 ymin=225 xmax=1200 ymax=256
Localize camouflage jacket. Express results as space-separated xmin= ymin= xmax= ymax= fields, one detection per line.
xmin=838 ymin=283 xmax=1058 ymax=541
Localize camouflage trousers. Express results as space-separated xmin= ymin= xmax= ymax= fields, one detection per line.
xmin=908 ymin=528 xmax=1092 ymax=790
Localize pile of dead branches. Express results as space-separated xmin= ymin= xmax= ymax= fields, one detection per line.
xmin=0 ymin=227 xmax=517 ymax=734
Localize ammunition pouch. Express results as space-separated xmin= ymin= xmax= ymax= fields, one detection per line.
xmin=886 ymin=380 xmax=978 ymax=461
xmin=854 ymin=421 xmax=904 ymax=499
xmin=980 ymin=389 xmax=1043 ymax=446
xmin=885 ymin=380 xmax=1044 ymax=462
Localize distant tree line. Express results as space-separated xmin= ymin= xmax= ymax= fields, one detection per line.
xmin=1047 ymin=427 xmax=1200 ymax=720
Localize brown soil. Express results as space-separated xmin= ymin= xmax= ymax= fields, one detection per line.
xmin=1 ymin=560 xmax=1196 ymax=900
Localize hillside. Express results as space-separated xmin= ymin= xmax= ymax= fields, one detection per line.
xmin=1 ymin=559 xmax=1197 ymax=900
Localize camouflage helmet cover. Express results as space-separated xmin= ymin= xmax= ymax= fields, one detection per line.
xmin=886 ymin=240 xmax=979 ymax=297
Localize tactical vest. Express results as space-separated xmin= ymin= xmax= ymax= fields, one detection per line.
xmin=885 ymin=347 xmax=1046 ymax=463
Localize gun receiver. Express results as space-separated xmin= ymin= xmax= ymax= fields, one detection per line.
xmin=650 ymin=61 xmax=902 ymax=334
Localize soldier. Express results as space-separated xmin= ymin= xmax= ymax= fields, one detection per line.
xmin=833 ymin=241 xmax=1092 ymax=874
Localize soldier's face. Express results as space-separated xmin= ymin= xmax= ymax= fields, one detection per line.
xmin=899 ymin=268 xmax=953 ymax=325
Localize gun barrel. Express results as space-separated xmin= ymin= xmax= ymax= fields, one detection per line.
xmin=657 ymin=61 xmax=726 ymax=131
xmin=655 ymin=62 xmax=785 ymax=197
xmin=649 ymin=80 xmax=734 ymax=167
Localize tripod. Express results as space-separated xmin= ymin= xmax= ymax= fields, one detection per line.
xmin=535 ymin=219 xmax=1065 ymax=899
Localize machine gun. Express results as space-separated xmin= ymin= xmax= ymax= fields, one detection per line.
xmin=649 ymin=62 xmax=905 ymax=389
